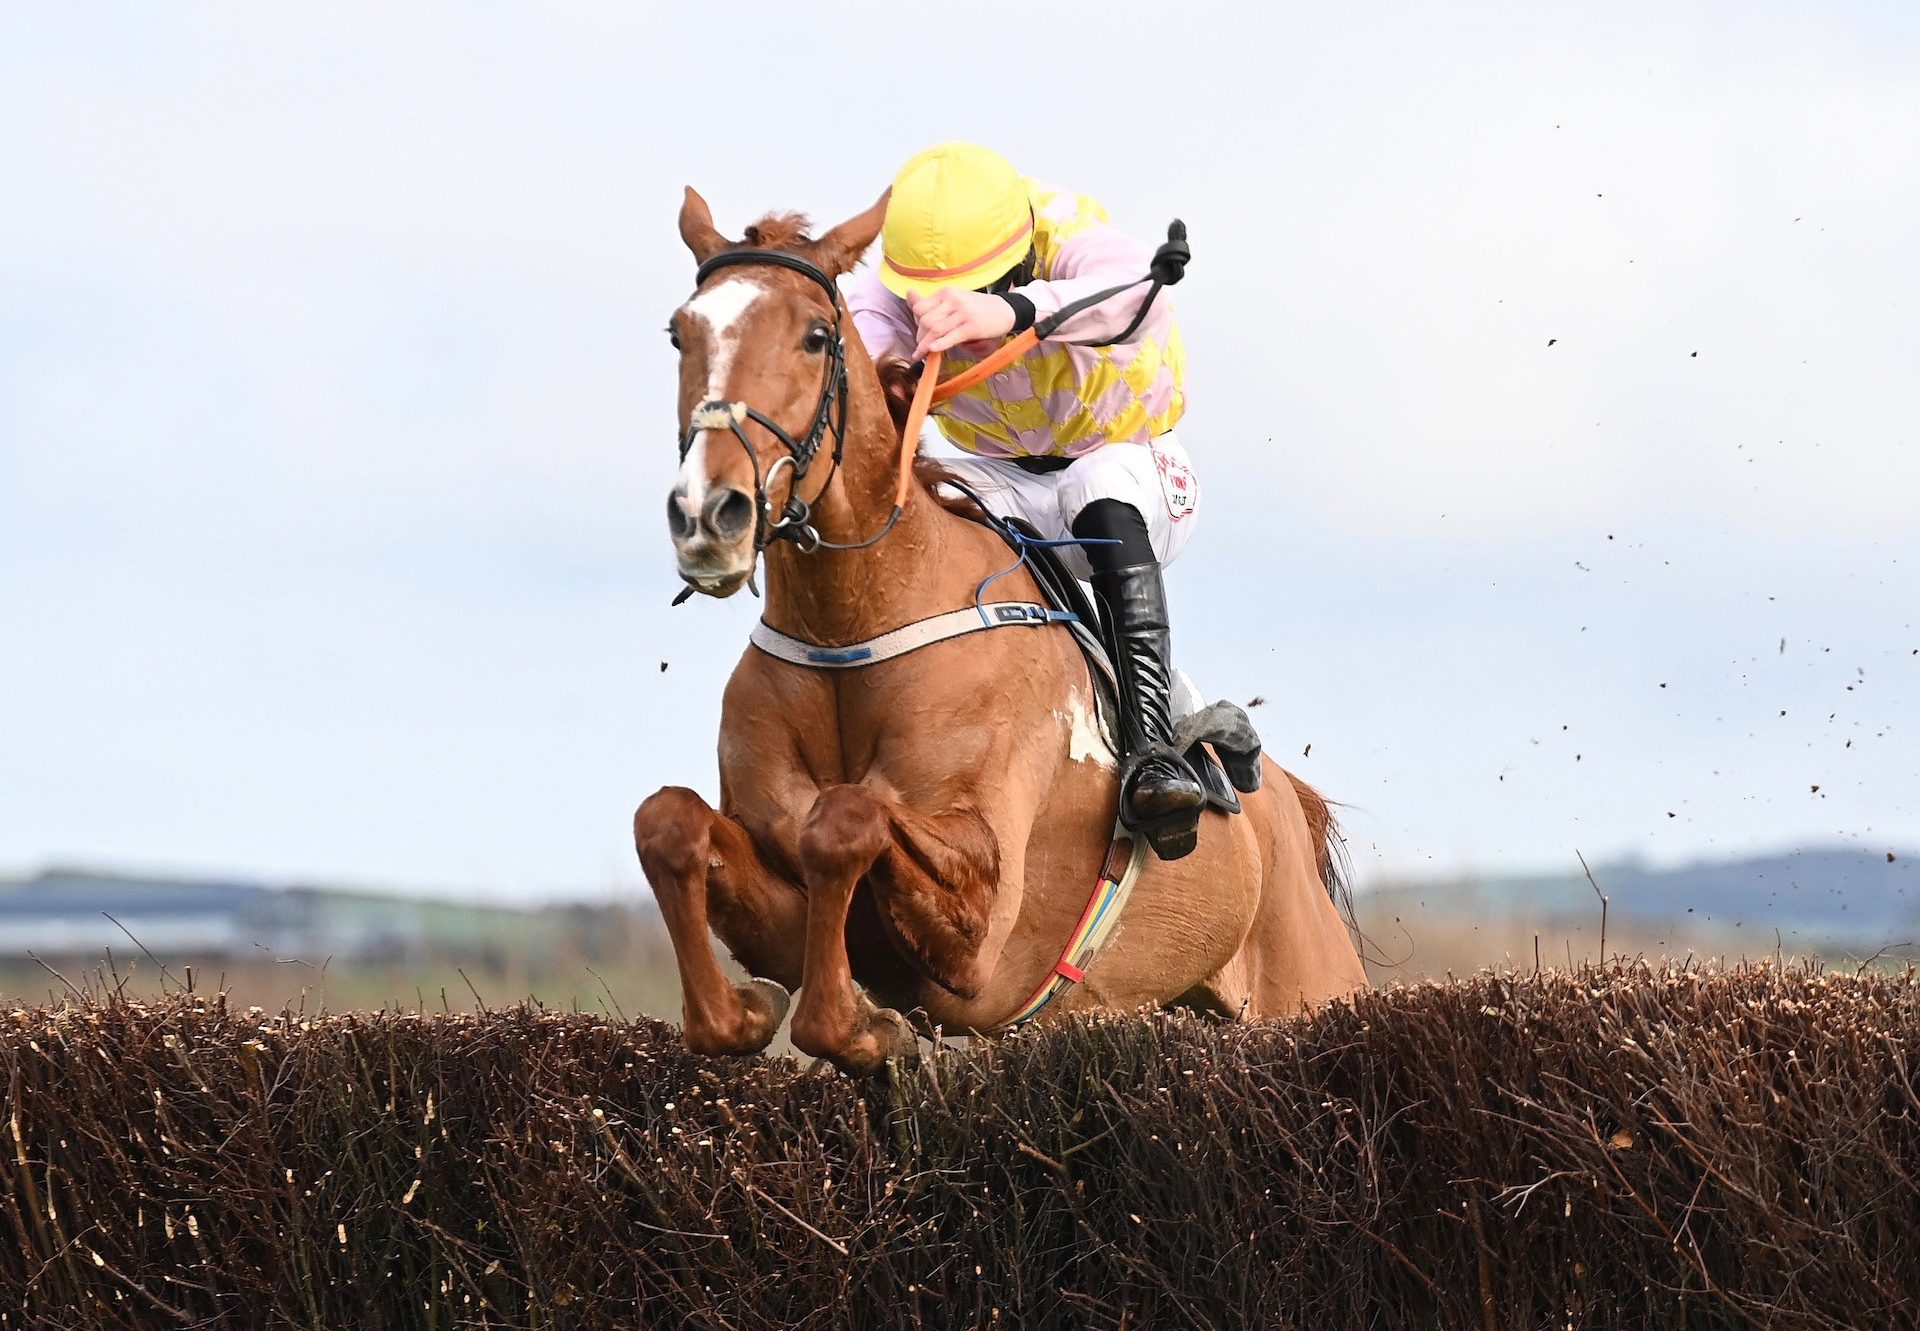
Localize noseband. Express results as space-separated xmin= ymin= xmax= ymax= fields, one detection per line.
xmin=678 ymin=248 xmax=896 ymax=557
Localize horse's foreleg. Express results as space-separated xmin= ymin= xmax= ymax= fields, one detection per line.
xmin=633 ymin=786 xmax=806 ymax=1055
xmin=789 ymin=784 xmax=999 ymax=1075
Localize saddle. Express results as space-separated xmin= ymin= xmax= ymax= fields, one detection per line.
xmin=998 ymin=517 xmax=1262 ymax=819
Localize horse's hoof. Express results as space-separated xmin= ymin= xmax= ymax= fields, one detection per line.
xmin=739 ymin=978 xmax=791 ymax=1034
xmin=835 ymin=1009 xmax=918 ymax=1078
xmin=817 ymin=994 xmax=918 ymax=1076
xmin=791 ymin=989 xmax=922 ymax=1077
xmin=870 ymin=1006 xmax=920 ymax=1067
xmin=684 ymin=979 xmax=789 ymax=1056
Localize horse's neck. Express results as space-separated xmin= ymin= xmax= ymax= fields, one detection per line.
xmin=759 ymin=370 xmax=1012 ymax=646
xmin=761 ymin=485 xmax=992 ymax=646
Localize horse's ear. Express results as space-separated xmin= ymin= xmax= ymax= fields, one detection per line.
xmin=813 ymin=188 xmax=891 ymax=277
xmin=679 ymin=186 xmax=731 ymax=264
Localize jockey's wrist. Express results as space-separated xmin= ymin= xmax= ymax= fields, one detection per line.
xmin=998 ymin=291 xmax=1036 ymax=335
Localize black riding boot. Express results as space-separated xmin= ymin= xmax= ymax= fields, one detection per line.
xmin=1090 ymin=559 xmax=1206 ymax=860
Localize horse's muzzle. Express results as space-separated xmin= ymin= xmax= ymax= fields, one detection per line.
xmin=669 ymin=484 xmax=757 ymax=597
xmin=668 ymin=485 xmax=755 ymax=545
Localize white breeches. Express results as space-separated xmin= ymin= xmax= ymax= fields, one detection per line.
xmin=933 ymin=432 xmax=1201 ymax=581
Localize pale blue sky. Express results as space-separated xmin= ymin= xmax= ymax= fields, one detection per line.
xmin=3 ymin=3 xmax=1917 ymax=902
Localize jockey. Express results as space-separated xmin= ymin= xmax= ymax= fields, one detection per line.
xmin=846 ymin=141 xmax=1212 ymax=860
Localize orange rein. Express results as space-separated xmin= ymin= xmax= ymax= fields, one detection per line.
xmin=892 ymin=348 xmax=942 ymax=510
xmin=890 ymin=329 xmax=1040 ymax=502
xmin=928 ymin=328 xmax=1038 ymax=404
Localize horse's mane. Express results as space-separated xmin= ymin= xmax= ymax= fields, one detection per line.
xmin=729 ymin=215 xmax=980 ymax=523
xmin=740 ymin=212 xmax=815 ymax=250
xmin=875 ymin=355 xmax=918 ymax=433
xmin=872 ymin=355 xmax=985 ymax=520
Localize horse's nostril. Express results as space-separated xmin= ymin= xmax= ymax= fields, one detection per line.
xmin=704 ymin=489 xmax=755 ymax=541
xmin=666 ymin=491 xmax=696 ymax=540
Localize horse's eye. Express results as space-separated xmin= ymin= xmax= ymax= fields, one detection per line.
xmin=803 ymin=323 xmax=831 ymax=355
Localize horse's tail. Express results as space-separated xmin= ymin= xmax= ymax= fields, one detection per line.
xmin=1287 ymin=772 xmax=1351 ymax=911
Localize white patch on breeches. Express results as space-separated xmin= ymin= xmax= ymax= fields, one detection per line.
xmin=1171 ymin=668 xmax=1206 ymax=721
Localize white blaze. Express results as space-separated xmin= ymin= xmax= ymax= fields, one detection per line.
xmin=685 ymin=277 xmax=762 ymax=401
xmin=675 ymin=431 xmax=711 ymax=513
xmin=675 ymin=278 xmax=764 ymax=505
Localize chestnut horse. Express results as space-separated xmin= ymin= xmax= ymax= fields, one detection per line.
xmin=635 ymin=187 xmax=1366 ymax=1074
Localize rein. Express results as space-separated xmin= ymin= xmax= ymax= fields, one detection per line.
xmin=928 ymin=218 xmax=1190 ymax=405
xmin=674 ymin=218 xmax=1188 ymax=591
xmin=677 ymin=250 xmax=847 ymax=560
xmin=676 ymin=248 xmax=924 ymax=579
xmin=671 ymin=224 xmax=1191 ymax=1028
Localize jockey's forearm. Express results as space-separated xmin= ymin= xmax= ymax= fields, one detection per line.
xmin=850 ymin=301 xmax=914 ymax=364
xmin=1016 ymin=224 xmax=1161 ymax=345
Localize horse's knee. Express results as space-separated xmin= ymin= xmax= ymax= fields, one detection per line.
xmin=634 ymin=785 xmax=712 ymax=885
xmin=798 ymin=785 xmax=890 ymax=882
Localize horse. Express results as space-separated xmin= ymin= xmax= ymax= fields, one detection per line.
xmin=634 ymin=186 xmax=1368 ymax=1075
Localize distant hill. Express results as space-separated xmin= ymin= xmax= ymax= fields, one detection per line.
xmin=1362 ymin=846 xmax=1920 ymax=948
xmin=9 ymin=846 xmax=1915 ymax=974
xmin=0 ymin=867 xmax=625 ymax=964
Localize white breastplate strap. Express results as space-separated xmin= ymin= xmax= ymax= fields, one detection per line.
xmin=748 ymin=602 xmax=1077 ymax=669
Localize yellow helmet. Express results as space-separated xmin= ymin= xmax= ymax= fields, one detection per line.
xmin=878 ymin=142 xmax=1034 ymax=298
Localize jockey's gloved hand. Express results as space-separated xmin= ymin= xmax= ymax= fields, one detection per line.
xmin=908 ymin=287 xmax=1016 ymax=359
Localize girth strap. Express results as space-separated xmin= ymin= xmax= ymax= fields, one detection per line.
xmin=749 ymin=601 xmax=1077 ymax=670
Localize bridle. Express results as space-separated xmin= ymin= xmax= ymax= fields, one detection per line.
xmin=671 ymin=218 xmax=1191 ymax=599
xmin=676 ymin=248 xmax=900 ymax=560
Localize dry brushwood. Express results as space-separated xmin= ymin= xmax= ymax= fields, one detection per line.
xmin=3 ymin=960 xmax=1917 ymax=1329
